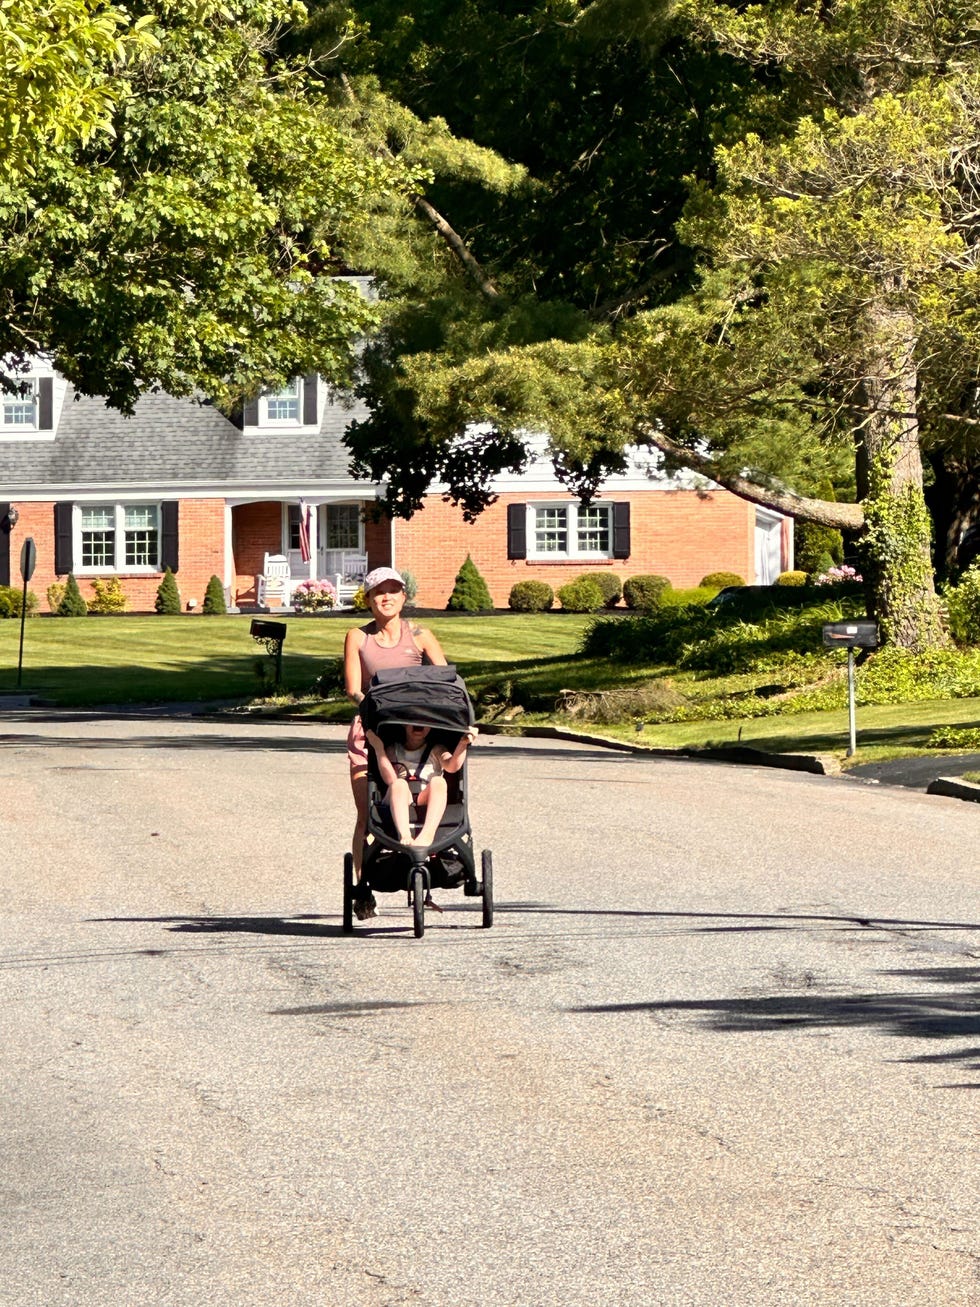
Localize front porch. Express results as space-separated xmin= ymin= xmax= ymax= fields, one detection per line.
xmin=229 ymin=499 xmax=392 ymax=610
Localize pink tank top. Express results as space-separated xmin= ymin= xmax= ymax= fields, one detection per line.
xmin=358 ymin=619 xmax=423 ymax=682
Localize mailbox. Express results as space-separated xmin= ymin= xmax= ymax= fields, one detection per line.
xmin=250 ymin=619 xmax=287 ymax=643
xmin=822 ymin=621 xmax=878 ymax=650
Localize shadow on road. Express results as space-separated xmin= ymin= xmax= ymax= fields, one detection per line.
xmin=570 ymin=962 xmax=980 ymax=1086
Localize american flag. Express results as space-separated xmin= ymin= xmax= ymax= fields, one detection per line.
xmin=298 ymin=500 xmax=312 ymax=563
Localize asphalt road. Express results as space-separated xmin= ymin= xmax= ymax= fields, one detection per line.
xmin=1 ymin=713 xmax=978 ymax=1306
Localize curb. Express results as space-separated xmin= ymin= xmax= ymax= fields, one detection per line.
xmin=478 ymin=723 xmax=831 ymax=774
xmin=925 ymin=776 xmax=980 ymax=804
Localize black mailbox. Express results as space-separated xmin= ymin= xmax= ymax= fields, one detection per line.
xmin=250 ymin=619 xmax=287 ymax=643
xmin=822 ymin=621 xmax=878 ymax=649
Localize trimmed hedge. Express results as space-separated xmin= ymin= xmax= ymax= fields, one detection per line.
xmin=700 ymin=571 xmax=745 ymax=589
xmin=557 ymin=576 xmax=604 ymax=612
xmin=508 ymin=580 xmax=554 ymax=612
xmin=577 ymin=571 xmax=622 ymax=607
xmin=623 ymin=574 xmax=672 ymax=610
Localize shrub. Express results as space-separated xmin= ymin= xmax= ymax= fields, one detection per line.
xmin=658 ymin=587 xmax=718 ymax=608
xmin=155 ymin=567 xmax=181 ymax=614
xmin=794 ymin=481 xmax=844 ymax=574
xmin=807 ymin=552 xmax=836 ymax=581
xmin=351 ymin=584 xmax=368 ymax=611
xmin=699 ymin=571 xmax=745 ymax=589
xmin=775 ymin=570 xmax=808 ymax=586
xmin=88 ymin=576 xmax=126 ymax=614
xmin=0 ymin=584 xmax=38 ymax=618
xmin=57 ymin=573 xmax=88 ymax=616
xmin=508 ymin=580 xmax=554 ymax=612
xmin=942 ymin=561 xmax=980 ymax=645
xmin=202 ymin=575 xmax=227 ymax=615
xmin=292 ymin=578 xmax=337 ymax=612
xmin=400 ymin=570 xmax=419 ymax=606
xmin=622 ymin=574 xmax=672 ymax=610
xmin=447 ymin=554 xmax=492 ymax=611
xmin=46 ymin=582 xmax=65 ymax=613
xmin=556 ymin=576 xmax=604 ymax=612
xmin=577 ymin=571 xmax=622 ymax=607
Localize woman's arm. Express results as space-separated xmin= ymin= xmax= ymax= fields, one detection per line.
xmin=344 ymin=626 xmax=367 ymax=705
xmin=412 ymin=624 xmax=448 ymax=666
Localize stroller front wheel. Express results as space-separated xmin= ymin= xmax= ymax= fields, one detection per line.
xmin=411 ymin=867 xmax=425 ymax=938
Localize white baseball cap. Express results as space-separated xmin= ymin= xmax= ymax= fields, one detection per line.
xmin=363 ymin=566 xmax=405 ymax=595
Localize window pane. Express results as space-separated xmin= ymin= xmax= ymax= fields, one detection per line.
xmin=326 ymin=504 xmax=360 ymax=549
xmin=81 ymin=504 xmax=115 ymax=568
xmin=534 ymin=506 xmax=567 ymax=553
xmin=3 ymin=399 xmax=35 ymax=425
xmin=265 ymin=379 xmax=300 ymax=422
xmin=81 ymin=506 xmax=114 ymax=530
xmin=124 ymin=504 xmax=158 ymax=567
xmin=576 ymin=505 xmax=610 ymax=553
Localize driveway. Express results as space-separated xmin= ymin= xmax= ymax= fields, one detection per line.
xmin=0 ymin=714 xmax=978 ymax=1306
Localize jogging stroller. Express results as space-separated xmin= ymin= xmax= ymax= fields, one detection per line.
xmin=343 ymin=664 xmax=493 ymax=938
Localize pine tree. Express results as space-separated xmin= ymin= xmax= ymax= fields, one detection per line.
xmin=202 ymin=574 xmax=227 ymax=615
xmin=57 ymin=573 xmax=88 ymax=616
xmin=155 ymin=566 xmax=181 ymax=614
xmin=447 ymin=555 xmax=492 ymax=611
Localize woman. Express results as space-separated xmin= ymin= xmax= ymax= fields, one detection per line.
xmin=344 ymin=567 xmax=447 ymax=917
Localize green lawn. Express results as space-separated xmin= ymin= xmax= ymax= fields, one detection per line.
xmin=5 ymin=611 xmax=980 ymax=770
xmin=0 ymin=612 xmax=593 ymax=706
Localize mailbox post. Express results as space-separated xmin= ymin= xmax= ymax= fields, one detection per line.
xmin=250 ymin=618 xmax=287 ymax=688
xmin=821 ymin=620 xmax=878 ymax=756
xmin=17 ymin=537 xmax=36 ymax=688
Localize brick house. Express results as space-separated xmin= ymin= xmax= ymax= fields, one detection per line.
xmin=0 ymin=358 xmax=791 ymax=613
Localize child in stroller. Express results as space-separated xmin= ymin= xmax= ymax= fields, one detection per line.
xmin=343 ymin=665 xmax=494 ymax=938
xmin=365 ymin=721 xmax=477 ymax=849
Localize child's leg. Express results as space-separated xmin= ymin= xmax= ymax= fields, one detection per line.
xmin=387 ymin=777 xmax=415 ymax=844
xmin=411 ymin=774 xmax=448 ymax=846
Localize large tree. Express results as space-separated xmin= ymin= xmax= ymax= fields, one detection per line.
xmin=306 ymin=0 xmax=980 ymax=651
xmin=0 ymin=0 xmax=414 ymax=409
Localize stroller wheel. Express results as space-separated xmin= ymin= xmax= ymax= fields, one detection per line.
xmin=481 ymin=849 xmax=494 ymax=929
xmin=411 ymin=868 xmax=425 ymax=939
xmin=342 ymin=852 xmax=354 ymax=934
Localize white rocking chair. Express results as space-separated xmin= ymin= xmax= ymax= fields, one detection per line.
xmin=256 ymin=553 xmax=291 ymax=608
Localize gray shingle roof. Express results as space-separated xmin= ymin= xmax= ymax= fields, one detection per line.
xmin=0 ymin=383 xmax=373 ymax=492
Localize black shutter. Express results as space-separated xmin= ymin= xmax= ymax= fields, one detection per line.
xmin=303 ymin=374 xmax=318 ymax=425
xmin=54 ymin=502 xmax=73 ymax=574
xmin=0 ymin=504 xmax=9 ymax=586
xmin=161 ymin=502 xmax=179 ymax=571
xmin=612 ymin=501 xmax=631 ymax=559
xmin=507 ymin=503 xmax=527 ymax=559
xmin=38 ymin=377 xmax=53 ymax=431
xmin=243 ymin=397 xmax=259 ymax=426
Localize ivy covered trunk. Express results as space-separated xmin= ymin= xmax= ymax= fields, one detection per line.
xmin=858 ymin=298 xmax=948 ymax=651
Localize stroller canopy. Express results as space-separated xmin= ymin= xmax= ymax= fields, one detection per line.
xmin=360 ymin=665 xmax=475 ymax=736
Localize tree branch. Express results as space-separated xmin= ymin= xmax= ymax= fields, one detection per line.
xmin=635 ymin=422 xmax=866 ymax=530
xmin=339 ymin=73 xmax=499 ymax=300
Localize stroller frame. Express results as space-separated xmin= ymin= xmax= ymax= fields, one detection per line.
xmin=343 ymin=665 xmax=494 ymax=938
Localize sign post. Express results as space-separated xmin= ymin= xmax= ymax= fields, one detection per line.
xmin=821 ymin=620 xmax=879 ymax=756
xmin=17 ymin=537 xmax=36 ymax=688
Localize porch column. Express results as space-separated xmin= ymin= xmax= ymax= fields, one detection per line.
xmin=307 ymin=502 xmax=319 ymax=580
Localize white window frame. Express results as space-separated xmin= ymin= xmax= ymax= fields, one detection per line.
xmin=259 ymin=378 xmax=302 ymax=426
xmin=2 ymin=379 xmax=37 ymax=431
xmin=526 ymin=502 xmax=614 ymax=560
xmin=324 ymin=503 xmax=362 ymax=551
xmin=75 ymin=502 xmax=161 ymax=573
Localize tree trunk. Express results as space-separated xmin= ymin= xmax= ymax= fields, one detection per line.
xmin=857 ymin=298 xmax=948 ymax=650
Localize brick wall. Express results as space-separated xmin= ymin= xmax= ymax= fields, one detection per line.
xmin=11 ymin=499 xmax=226 ymax=612
xmin=232 ymin=501 xmax=282 ymax=604
xmin=394 ymin=489 xmax=760 ymax=608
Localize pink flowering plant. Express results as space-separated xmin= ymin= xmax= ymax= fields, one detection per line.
xmin=814 ymin=564 xmax=863 ymax=586
xmin=291 ymin=578 xmax=337 ymax=612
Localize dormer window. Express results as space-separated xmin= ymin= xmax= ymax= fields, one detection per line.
xmin=261 ymin=379 xmax=301 ymax=424
xmin=242 ymin=374 xmax=319 ymax=429
xmin=2 ymin=381 xmax=37 ymax=428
